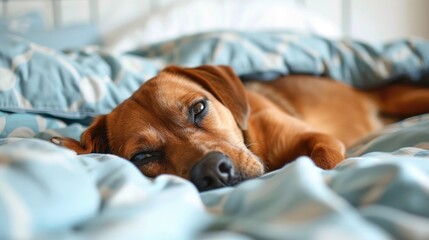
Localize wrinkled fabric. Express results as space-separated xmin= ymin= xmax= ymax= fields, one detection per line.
xmin=1 ymin=138 xmax=429 ymax=239
xmin=1 ymin=32 xmax=428 ymax=119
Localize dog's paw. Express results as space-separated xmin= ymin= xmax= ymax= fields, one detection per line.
xmin=49 ymin=136 xmax=88 ymax=154
xmin=310 ymin=143 xmax=344 ymax=169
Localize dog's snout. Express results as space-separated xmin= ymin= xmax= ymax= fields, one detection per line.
xmin=190 ymin=151 xmax=235 ymax=192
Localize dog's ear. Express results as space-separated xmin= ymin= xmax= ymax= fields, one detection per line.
xmin=164 ymin=65 xmax=249 ymax=130
xmin=50 ymin=115 xmax=110 ymax=154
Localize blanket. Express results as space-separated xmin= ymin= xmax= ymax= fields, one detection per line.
xmin=0 ymin=31 xmax=428 ymax=121
xmin=1 ymin=138 xmax=429 ymax=239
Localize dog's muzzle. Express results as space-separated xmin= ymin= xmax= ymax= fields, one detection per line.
xmin=190 ymin=151 xmax=235 ymax=192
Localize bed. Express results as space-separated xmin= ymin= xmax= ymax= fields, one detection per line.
xmin=1 ymin=1 xmax=429 ymax=239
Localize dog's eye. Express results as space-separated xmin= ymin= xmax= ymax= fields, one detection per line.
xmin=192 ymin=101 xmax=205 ymax=115
xmin=131 ymin=152 xmax=159 ymax=166
xmin=190 ymin=99 xmax=208 ymax=125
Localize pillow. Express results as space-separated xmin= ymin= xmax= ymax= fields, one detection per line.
xmin=0 ymin=11 xmax=100 ymax=50
xmin=0 ymin=11 xmax=45 ymax=33
xmin=19 ymin=24 xmax=101 ymax=50
xmin=104 ymin=0 xmax=341 ymax=52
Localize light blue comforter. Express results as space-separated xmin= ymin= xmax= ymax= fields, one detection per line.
xmin=1 ymin=31 xmax=429 ymax=239
xmin=0 ymin=31 xmax=428 ymax=121
xmin=1 ymin=137 xmax=429 ymax=239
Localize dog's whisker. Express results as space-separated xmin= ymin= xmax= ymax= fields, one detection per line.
xmin=245 ymin=143 xmax=257 ymax=148
xmin=115 ymin=143 xmax=125 ymax=154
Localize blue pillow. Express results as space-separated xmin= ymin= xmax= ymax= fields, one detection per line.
xmin=0 ymin=11 xmax=45 ymax=33
xmin=19 ymin=24 xmax=101 ymax=50
xmin=0 ymin=11 xmax=100 ymax=50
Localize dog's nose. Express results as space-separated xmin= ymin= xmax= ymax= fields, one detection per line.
xmin=190 ymin=151 xmax=235 ymax=192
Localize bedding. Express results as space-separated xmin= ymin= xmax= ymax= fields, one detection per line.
xmin=0 ymin=31 xmax=428 ymax=121
xmin=104 ymin=0 xmax=341 ymax=52
xmin=1 ymin=12 xmax=100 ymax=50
xmin=1 ymin=31 xmax=429 ymax=239
xmin=1 ymin=134 xmax=429 ymax=239
xmin=17 ymin=24 xmax=101 ymax=50
xmin=0 ymin=12 xmax=45 ymax=33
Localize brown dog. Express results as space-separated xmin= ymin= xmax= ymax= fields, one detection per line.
xmin=51 ymin=65 xmax=429 ymax=191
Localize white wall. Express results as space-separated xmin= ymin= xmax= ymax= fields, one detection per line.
xmin=305 ymin=0 xmax=343 ymax=31
xmin=1 ymin=0 xmax=429 ymax=42
xmin=350 ymin=0 xmax=429 ymax=42
xmin=305 ymin=0 xmax=429 ymax=42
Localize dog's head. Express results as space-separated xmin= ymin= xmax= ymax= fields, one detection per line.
xmin=53 ymin=65 xmax=264 ymax=191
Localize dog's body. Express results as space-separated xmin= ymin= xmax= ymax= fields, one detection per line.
xmin=52 ymin=65 xmax=429 ymax=191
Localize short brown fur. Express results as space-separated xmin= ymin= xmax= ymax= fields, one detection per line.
xmin=52 ymin=65 xmax=429 ymax=181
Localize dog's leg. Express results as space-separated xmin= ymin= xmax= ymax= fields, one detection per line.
xmin=247 ymin=108 xmax=345 ymax=170
xmin=299 ymin=132 xmax=345 ymax=169
xmin=365 ymin=84 xmax=429 ymax=117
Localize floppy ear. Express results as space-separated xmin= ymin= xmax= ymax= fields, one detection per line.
xmin=50 ymin=115 xmax=110 ymax=154
xmin=164 ymin=65 xmax=250 ymax=130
